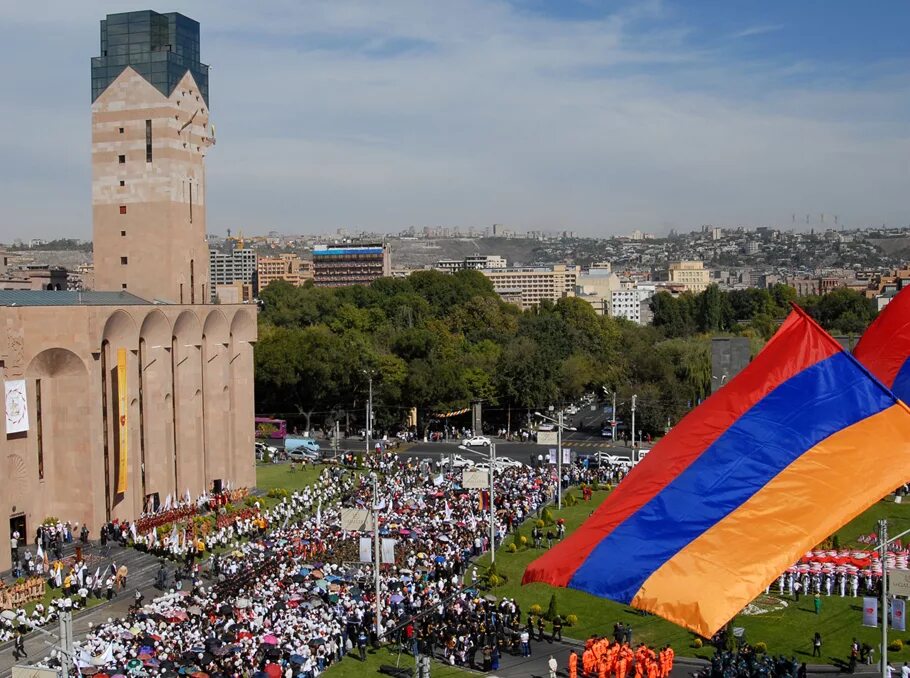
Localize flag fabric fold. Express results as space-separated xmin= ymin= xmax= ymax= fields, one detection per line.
xmin=523 ymin=307 xmax=910 ymax=637
xmin=854 ymin=285 xmax=910 ymax=400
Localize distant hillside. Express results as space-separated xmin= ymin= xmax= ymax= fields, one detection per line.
xmin=389 ymin=237 xmax=554 ymax=268
xmin=868 ymin=237 xmax=910 ymax=256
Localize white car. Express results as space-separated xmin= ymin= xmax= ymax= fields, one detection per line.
xmin=462 ymin=436 xmax=491 ymax=447
xmin=537 ymin=423 xmax=556 ymax=432
xmin=440 ymin=454 xmax=476 ymax=469
xmin=495 ymin=456 xmax=525 ymax=469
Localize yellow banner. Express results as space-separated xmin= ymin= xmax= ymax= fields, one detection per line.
xmin=116 ymin=348 xmax=128 ymax=494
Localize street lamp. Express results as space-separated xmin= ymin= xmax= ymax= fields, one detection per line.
xmin=362 ymin=370 xmax=374 ymax=462
xmin=459 ymin=443 xmax=497 ymax=563
xmin=602 ymin=387 xmax=618 ymax=442
xmin=535 ymin=409 xmax=567 ymax=509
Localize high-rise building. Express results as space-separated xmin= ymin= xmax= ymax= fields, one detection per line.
xmin=209 ymin=248 xmax=256 ymax=301
xmin=91 ymin=10 xmax=213 ymax=303
xmin=312 ymin=243 xmax=391 ymax=287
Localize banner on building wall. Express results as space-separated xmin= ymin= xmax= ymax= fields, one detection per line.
xmin=116 ymin=348 xmax=128 ymax=494
xmin=4 ymin=379 xmax=29 ymax=434
xmin=359 ymin=537 xmax=372 ymax=563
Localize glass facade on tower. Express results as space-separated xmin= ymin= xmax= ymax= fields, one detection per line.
xmin=90 ymin=10 xmax=209 ymax=105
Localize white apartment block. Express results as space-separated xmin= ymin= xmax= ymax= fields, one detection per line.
xmin=481 ymin=264 xmax=579 ymax=310
xmin=610 ymin=285 xmax=656 ymax=325
xmin=436 ymin=255 xmax=507 ymax=273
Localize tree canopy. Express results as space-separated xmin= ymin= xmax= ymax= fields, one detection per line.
xmin=254 ymin=274 xmax=876 ymax=437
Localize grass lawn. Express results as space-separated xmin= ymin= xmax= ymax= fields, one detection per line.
xmin=323 ymin=646 xmax=475 ymax=678
xmin=256 ymin=462 xmax=326 ymax=495
xmin=475 ymin=492 xmax=910 ymax=664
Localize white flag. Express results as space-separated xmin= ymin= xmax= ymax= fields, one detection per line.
xmin=444 ymin=501 xmax=452 ymax=522
xmin=164 ymin=494 xmax=172 ymax=510
xmin=185 ymin=488 xmax=191 ymax=503
xmin=316 ymin=499 xmax=322 ymax=528
xmin=359 ymin=537 xmax=372 ymax=563
xmin=381 ymin=538 xmax=397 ymax=565
xmin=433 ymin=474 xmax=444 ymax=486
xmin=36 ymin=543 xmax=44 ymax=562
xmin=170 ymin=524 xmax=179 ymax=547
xmin=129 ymin=522 xmax=138 ymax=543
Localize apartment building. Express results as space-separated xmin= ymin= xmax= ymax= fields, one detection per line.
xmin=209 ymin=248 xmax=256 ymax=301
xmin=662 ymin=261 xmax=711 ymax=293
xmin=435 ymin=255 xmax=507 ymax=273
xmin=312 ymin=243 xmax=391 ymax=287
xmin=481 ymin=264 xmax=579 ymax=310
xmin=257 ymin=253 xmax=313 ymax=290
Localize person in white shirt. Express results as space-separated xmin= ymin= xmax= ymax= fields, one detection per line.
xmin=900 ymin=662 xmax=910 ymax=678
xmin=548 ymin=655 xmax=558 ymax=678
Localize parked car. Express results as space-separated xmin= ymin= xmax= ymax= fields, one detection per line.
xmin=461 ymin=436 xmax=491 ymax=447
xmin=495 ymin=456 xmax=525 ymax=469
xmin=601 ymin=427 xmax=613 ymax=438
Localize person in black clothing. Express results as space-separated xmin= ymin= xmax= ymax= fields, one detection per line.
xmin=13 ymin=631 xmax=27 ymax=661
xmin=536 ymin=616 xmax=546 ymax=642
xmin=812 ymin=632 xmax=822 ymax=658
xmin=552 ymin=616 xmax=563 ymax=641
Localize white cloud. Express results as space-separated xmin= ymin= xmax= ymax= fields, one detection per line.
xmin=0 ymin=1 xmax=906 ymax=240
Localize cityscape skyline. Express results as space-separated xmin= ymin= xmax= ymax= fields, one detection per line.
xmin=0 ymin=0 xmax=908 ymax=240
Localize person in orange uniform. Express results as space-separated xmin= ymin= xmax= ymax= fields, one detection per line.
xmin=605 ymin=642 xmax=619 ymax=677
xmin=616 ymin=643 xmax=633 ymax=678
xmin=634 ymin=644 xmax=647 ymax=678
xmin=665 ymin=645 xmax=675 ymax=677
xmin=569 ymin=650 xmax=579 ymax=678
xmin=582 ymin=645 xmax=595 ymax=677
xmin=646 ymin=647 xmax=660 ymax=678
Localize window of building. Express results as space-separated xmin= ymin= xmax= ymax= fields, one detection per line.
xmin=119 ymin=205 xmax=127 ymax=215
xmin=119 ymin=180 xmax=125 ymax=187
xmin=145 ymin=119 xmax=153 ymax=163
xmin=121 ymin=257 xmax=128 ymax=265
xmin=119 ymin=127 xmax=124 ymax=134
xmin=121 ymin=230 xmax=126 ymax=237
xmin=122 ymin=283 xmax=128 ymax=289
xmin=118 ymin=154 xmax=126 ymax=164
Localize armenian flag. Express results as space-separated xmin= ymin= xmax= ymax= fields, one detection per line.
xmin=523 ymin=306 xmax=910 ymax=637
xmin=854 ymin=286 xmax=910 ymax=400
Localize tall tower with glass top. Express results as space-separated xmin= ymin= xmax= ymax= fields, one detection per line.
xmin=91 ymin=11 xmax=213 ymax=304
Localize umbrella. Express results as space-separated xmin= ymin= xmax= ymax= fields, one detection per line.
xmin=144 ymin=659 xmax=161 ymax=668
xmin=127 ymin=660 xmax=143 ymax=671
xmin=235 ymin=598 xmax=251 ymax=609
xmin=264 ymin=664 xmax=282 ymax=678
xmin=290 ymin=655 xmax=305 ymax=665
xmin=484 ymin=594 xmax=497 ymax=603
xmin=308 ymin=597 xmax=324 ymax=608
xmin=315 ymin=579 xmax=329 ymax=590
xmin=187 ymin=605 xmax=203 ymax=616
xmin=192 ymin=673 xmax=209 ymax=678
xmin=262 ymin=634 xmax=279 ymax=646
xmin=390 ymin=594 xmax=404 ymax=604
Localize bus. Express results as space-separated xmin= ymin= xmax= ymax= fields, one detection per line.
xmin=255 ymin=417 xmax=287 ymax=440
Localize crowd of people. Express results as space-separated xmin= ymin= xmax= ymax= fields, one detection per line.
xmin=4 ymin=453 xmax=587 ymax=676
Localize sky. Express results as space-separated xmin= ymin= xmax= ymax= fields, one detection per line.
xmin=0 ymin=0 xmax=907 ymax=240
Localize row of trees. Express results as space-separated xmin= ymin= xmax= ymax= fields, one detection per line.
xmin=650 ymin=284 xmax=878 ymax=338
xmin=254 ymin=273 xmax=877 ymax=438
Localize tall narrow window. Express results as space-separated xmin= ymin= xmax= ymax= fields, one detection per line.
xmin=189 ymin=182 xmax=193 ymax=223
xmin=145 ymin=119 xmax=153 ymax=163
xmin=180 ymin=283 xmax=184 ymax=304
xmin=190 ymin=260 xmax=195 ymax=304
xmin=35 ymin=379 xmax=44 ymax=480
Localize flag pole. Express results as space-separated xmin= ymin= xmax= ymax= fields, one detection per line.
xmin=881 ymin=518 xmax=888 ymax=678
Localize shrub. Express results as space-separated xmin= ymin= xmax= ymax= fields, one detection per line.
xmin=244 ymin=496 xmax=259 ymax=508
xmin=832 ymin=534 xmax=840 ymax=549
xmin=889 ymin=640 xmax=903 ymax=652
xmin=507 ymin=543 xmax=517 ymax=553
xmin=267 ymin=488 xmax=290 ymax=499
xmin=591 ymin=481 xmax=600 ymax=491
xmin=565 ymin=614 xmax=578 ymax=627
xmin=529 ymin=604 xmax=543 ymax=616
xmin=512 ymin=529 xmax=524 ymax=549
xmin=693 ymin=638 xmax=703 ymax=649
xmin=262 ymin=450 xmax=271 ymax=464
xmin=544 ymin=593 xmax=559 ymax=621
xmin=754 ymin=642 xmax=767 ymax=655
xmin=488 ymin=574 xmax=504 ymax=587
xmin=42 ymin=517 xmax=59 ymax=526
xmin=520 ymin=535 xmax=528 ymax=546
xmin=564 ymin=492 xmax=577 ymax=507
xmin=536 ymin=519 xmax=545 ymax=529
xmin=542 ymin=507 xmax=555 ymax=526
